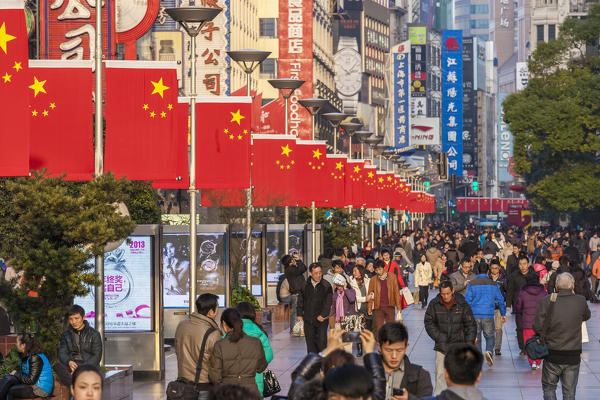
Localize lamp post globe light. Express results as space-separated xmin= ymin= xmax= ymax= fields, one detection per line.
xmin=372 ymin=143 xmax=389 ymax=171
xmin=364 ymin=135 xmax=384 ymax=162
xmin=340 ymin=122 xmax=363 ymax=159
xmin=322 ymin=112 xmax=348 ymax=154
xmin=355 ymin=130 xmax=372 ymax=159
xmin=298 ymin=98 xmax=328 ymax=141
xmin=165 ymin=6 xmax=221 ymax=316
xmin=226 ymin=49 xmax=270 ymax=292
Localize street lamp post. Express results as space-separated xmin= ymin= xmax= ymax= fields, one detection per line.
xmin=298 ymin=98 xmax=328 ymax=141
xmin=166 ymin=6 xmax=221 ymax=317
xmin=355 ymin=130 xmax=372 ymax=159
xmin=227 ymin=50 xmax=270 ymax=292
xmin=268 ymin=79 xmax=305 ymax=254
xmin=364 ymin=135 xmax=383 ymax=163
xmin=322 ymin=113 xmax=348 ymax=154
xmin=340 ymin=122 xmax=362 ymax=159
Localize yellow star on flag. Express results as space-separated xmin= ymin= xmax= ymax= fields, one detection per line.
xmin=229 ymin=134 xmax=234 ymax=140
xmin=0 ymin=23 xmax=16 ymax=54
xmin=354 ymin=166 xmax=360 ymax=173
xmin=42 ymin=110 xmax=48 ymax=117
xmin=29 ymin=77 xmax=47 ymax=97
xmin=243 ymin=129 xmax=248 ymax=134
xmin=161 ymin=112 xmax=167 ymax=118
xmin=335 ymin=162 xmax=343 ymax=170
xmin=150 ymin=78 xmax=169 ymax=98
xmin=312 ymin=149 xmax=322 ymax=159
xmin=167 ymin=104 xmax=173 ymax=110
xmin=49 ymin=103 xmax=56 ymax=109
xmin=281 ymin=144 xmax=292 ymax=157
xmin=31 ymin=110 xmax=38 ymax=117
xmin=143 ymin=104 xmax=149 ymax=110
xmin=387 ymin=176 xmax=392 ymax=181
xmin=150 ymin=111 xmax=156 ymax=118
xmin=12 ymin=61 xmax=22 ymax=72
xmin=230 ymin=109 xmax=246 ymax=125
xmin=224 ymin=128 xmax=229 ymax=134
xmin=237 ymin=135 xmax=243 ymax=140
xmin=2 ymin=72 xmax=11 ymax=83
xmin=378 ymin=177 xmax=384 ymax=183
xmin=368 ymin=172 xmax=374 ymax=178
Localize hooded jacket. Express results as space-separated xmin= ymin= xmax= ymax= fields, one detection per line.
xmin=241 ymin=318 xmax=273 ymax=395
xmin=514 ymin=283 xmax=546 ymax=329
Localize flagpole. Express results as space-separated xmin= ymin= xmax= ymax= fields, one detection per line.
xmin=245 ymin=75 xmax=253 ymax=292
xmin=93 ymin=0 xmax=105 ymax=367
xmin=311 ymin=201 xmax=316 ymax=263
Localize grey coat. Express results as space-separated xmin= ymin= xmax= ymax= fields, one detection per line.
xmin=449 ymin=270 xmax=476 ymax=296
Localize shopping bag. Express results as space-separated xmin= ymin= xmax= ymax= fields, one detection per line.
xmin=401 ymin=287 xmax=414 ymax=305
xmin=292 ymin=320 xmax=304 ymax=336
xmin=582 ymin=321 xmax=589 ymax=343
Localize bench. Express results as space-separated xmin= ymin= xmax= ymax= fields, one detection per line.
xmin=266 ymin=303 xmax=290 ymax=322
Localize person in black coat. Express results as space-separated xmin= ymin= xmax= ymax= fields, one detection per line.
xmin=55 ymin=305 xmax=102 ymax=386
xmin=297 ymin=262 xmax=333 ymax=353
xmin=283 ymin=253 xmax=308 ymax=334
xmin=505 ymin=255 xmax=537 ymax=354
xmin=505 ymin=244 xmax=521 ymax=276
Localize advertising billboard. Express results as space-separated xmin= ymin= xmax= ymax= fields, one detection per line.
xmin=392 ymin=41 xmax=410 ymax=149
xmin=497 ymin=93 xmax=513 ymax=182
xmin=162 ymin=232 xmax=227 ymax=309
xmin=230 ymin=230 xmax=263 ymax=296
xmin=266 ymin=229 xmax=304 ymax=282
xmin=462 ymin=37 xmax=478 ymax=177
xmin=441 ymin=30 xmax=463 ymax=177
xmin=410 ymin=117 xmax=440 ymax=145
xmin=75 ymin=236 xmax=152 ymax=332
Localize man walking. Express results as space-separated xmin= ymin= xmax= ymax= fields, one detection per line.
xmin=368 ymin=260 xmax=405 ymax=333
xmin=282 ymin=253 xmax=307 ymax=336
xmin=297 ymin=262 xmax=333 ymax=353
xmin=488 ymin=259 xmax=507 ymax=356
xmin=449 ymin=259 xmax=476 ymax=297
xmin=424 ymin=280 xmax=477 ymax=394
xmin=174 ymin=293 xmax=222 ymax=398
xmin=465 ymin=263 xmax=507 ymax=367
xmin=506 ymin=255 xmax=537 ymax=355
xmin=533 ymin=273 xmax=591 ymax=400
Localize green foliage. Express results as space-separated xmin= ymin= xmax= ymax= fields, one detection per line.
xmin=0 ymin=346 xmax=20 ymax=375
xmin=0 ymin=172 xmax=136 ymax=363
xmin=231 ymin=286 xmax=261 ymax=310
xmin=124 ymin=181 xmax=162 ymax=224
xmin=503 ymin=5 xmax=600 ymax=217
xmin=297 ymin=208 xmax=361 ymax=250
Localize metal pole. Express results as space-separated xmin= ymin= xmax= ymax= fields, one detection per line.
xmin=245 ymin=73 xmax=253 ymax=290
xmin=360 ymin=206 xmax=365 ymax=244
xmin=189 ymin=34 xmax=198 ymax=317
xmin=94 ymin=0 xmax=105 ymax=366
xmin=284 ymin=206 xmax=290 ymax=254
xmin=311 ymin=114 xmax=316 ymax=141
xmin=386 ymin=205 xmax=390 ymax=232
xmin=311 ymin=201 xmax=316 ymax=263
xmin=348 ymin=136 xmax=352 ymax=158
xmin=333 ymin=126 xmax=338 ymax=154
xmin=284 ymin=96 xmax=289 ymax=136
xmin=371 ymin=218 xmax=375 ymax=243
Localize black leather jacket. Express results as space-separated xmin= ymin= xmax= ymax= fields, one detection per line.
xmin=15 ymin=354 xmax=42 ymax=385
xmin=58 ymin=320 xmax=102 ymax=366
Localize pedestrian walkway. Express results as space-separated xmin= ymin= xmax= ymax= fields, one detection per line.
xmin=136 ymin=300 xmax=600 ymax=399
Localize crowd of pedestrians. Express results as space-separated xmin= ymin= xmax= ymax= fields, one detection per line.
xmin=167 ymin=224 xmax=598 ymax=400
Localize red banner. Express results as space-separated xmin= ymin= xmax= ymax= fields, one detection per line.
xmin=278 ymin=0 xmax=313 ymax=139
xmin=252 ymin=135 xmax=297 ymax=207
xmin=315 ymin=155 xmax=346 ymax=208
xmin=0 ymin=3 xmax=29 ymax=176
xmin=295 ymin=139 xmax=327 ymax=207
xmin=28 ymin=60 xmax=94 ymax=180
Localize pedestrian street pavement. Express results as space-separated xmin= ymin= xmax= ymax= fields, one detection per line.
xmin=137 ymin=295 xmax=600 ymax=399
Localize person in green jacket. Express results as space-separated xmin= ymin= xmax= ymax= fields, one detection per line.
xmin=236 ymin=302 xmax=274 ymax=397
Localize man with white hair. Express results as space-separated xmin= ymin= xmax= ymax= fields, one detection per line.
xmin=533 ymin=272 xmax=591 ymax=400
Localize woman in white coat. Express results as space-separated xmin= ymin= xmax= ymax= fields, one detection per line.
xmin=414 ymin=254 xmax=433 ymax=308
xmin=349 ymin=264 xmax=371 ymax=354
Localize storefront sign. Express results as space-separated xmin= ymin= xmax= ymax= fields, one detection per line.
xmin=441 ymin=30 xmax=463 ymax=177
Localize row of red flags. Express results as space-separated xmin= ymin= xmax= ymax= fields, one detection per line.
xmin=456 ymin=198 xmax=528 ymax=213
xmin=0 ymin=4 xmax=434 ymax=213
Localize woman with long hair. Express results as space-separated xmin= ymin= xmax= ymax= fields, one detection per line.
xmin=0 ymin=333 xmax=53 ymax=400
xmin=349 ymin=265 xmax=371 ymax=334
xmin=235 ymin=302 xmax=273 ymax=397
xmin=209 ymin=308 xmax=268 ymax=396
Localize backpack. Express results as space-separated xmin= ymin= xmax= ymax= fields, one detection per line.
xmin=276 ymin=274 xmax=287 ymax=303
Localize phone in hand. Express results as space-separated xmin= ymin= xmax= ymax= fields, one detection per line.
xmin=342 ymin=331 xmax=361 ymax=343
xmin=392 ymin=388 xmax=405 ymax=397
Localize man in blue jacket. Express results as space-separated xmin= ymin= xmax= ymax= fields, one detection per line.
xmin=465 ymin=262 xmax=506 ymax=368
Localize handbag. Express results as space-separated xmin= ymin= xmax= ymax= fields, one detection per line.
xmin=525 ymin=293 xmax=557 ymax=360
xmin=401 ymin=287 xmax=414 ymax=306
xmin=262 ymin=369 xmax=281 ymax=397
xmin=166 ymin=327 xmax=216 ymax=400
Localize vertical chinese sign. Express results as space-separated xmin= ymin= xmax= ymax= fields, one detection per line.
xmin=408 ymin=26 xmax=427 ymax=118
xmin=39 ymin=0 xmax=116 ymax=60
xmin=180 ymin=0 xmax=230 ymax=96
xmin=462 ymin=37 xmax=478 ymax=183
xmin=441 ymin=30 xmax=463 ymax=177
xmin=392 ymin=41 xmax=410 ymax=149
xmin=279 ymin=0 xmax=313 ymax=139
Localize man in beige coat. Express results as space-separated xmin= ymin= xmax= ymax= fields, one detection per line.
xmin=175 ymin=293 xmax=222 ymax=393
xmin=368 ymin=260 xmax=405 ymax=336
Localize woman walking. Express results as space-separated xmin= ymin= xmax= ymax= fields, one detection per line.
xmin=236 ymin=302 xmax=274 ymax=397
xmin=349 ymin=265 xmax=372 ymax=333
xmin=209 ymin=308 xmax=268 ymax=396
xmin=514 ymin=274 xmax=547 ymax=370
xmin=415 ymin=254 xmax=433 ymax=308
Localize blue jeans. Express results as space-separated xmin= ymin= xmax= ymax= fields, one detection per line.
xmin=289 ymin=294 xmax=299 ymax=333
xmin=542 ymin=360 xmax=580 ymax=400
xmin=475 ymin=318 xmax=495 ymax=353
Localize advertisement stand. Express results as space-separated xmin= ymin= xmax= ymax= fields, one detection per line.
xmin=74 ymin=225 xmax=164 ymax=380
xmin=162 ymin=224 xmax=229 ymax=341
xmin=229 ymin=224 xmax=266 ymax=306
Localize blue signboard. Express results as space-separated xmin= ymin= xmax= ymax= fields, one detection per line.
xmin=441 ymin=30 xmax=463 ymax=177
xmin=393 ymin=42 xmax=410 ymax=149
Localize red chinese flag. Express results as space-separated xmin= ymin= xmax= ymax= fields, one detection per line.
xmin=196 ymin=97 xmax=251 ymax=189
xmin=480 ymin=198 xmax=491 ymax=211
xmin=362 ymin=165 xmax=378 ymax=209
xmin=256 ymin=99 xmax=285 ymax=134
xmin=315 ymin=155 xmax=346 ymax=208
xmin=252 ymin=135 xmax=297 ymax=207
xmin=0 ymin=2 xmax=29 ymax=176
xmin=295 ymin=140 xmax=327 ymax=207
xmin=201 ymin=188 xmax=246 ymax=207
xmin=152 ymin=103 xmax=190 ymax=189
xmin=105 ymin=61 xmax=187 ymax=183
xmin=28 ymin=60 xmax=94 ymax=180
xmin=492 ymin=198 xmax=502 ymax=212
xmin=345 ymin=160 xmax=366 ymax=208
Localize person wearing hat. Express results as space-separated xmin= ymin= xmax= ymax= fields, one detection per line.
xmin=329 ymin=273 xmax=358 ymax=325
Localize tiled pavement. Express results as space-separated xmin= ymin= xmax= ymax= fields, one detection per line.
xmin=135 ymin=296 xmax=600 ymax=399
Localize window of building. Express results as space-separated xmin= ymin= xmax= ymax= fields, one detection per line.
xmin=470 ymin=4 xmax=489 ymax=14
xmin=537 ymin=25 xmax=544 ymax=42
xmin=260 ymin=58 xmax=277 ymax=77
xmin=259 ymin=18 xmax=277 ymax=37
xmin=548 ymin=24 xmax=556 ymax=40
xmin=470 ymin=19 xmax=489 ymax=29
